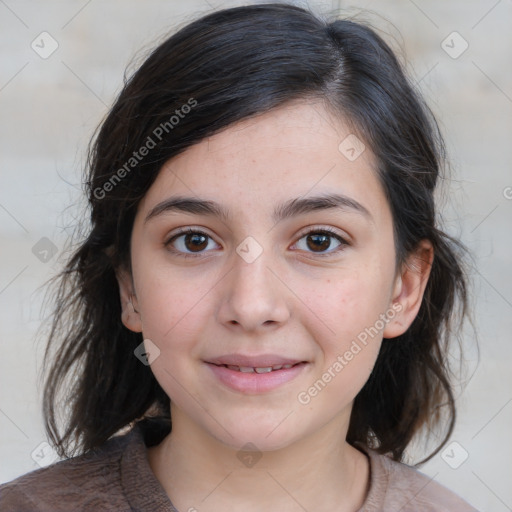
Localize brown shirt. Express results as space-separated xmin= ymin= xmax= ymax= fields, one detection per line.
xmin=0 ymin=418 xmax=478 ymax=511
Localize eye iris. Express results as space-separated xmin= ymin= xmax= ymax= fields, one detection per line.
xmin=307 ymin=233 xmax=331 ymax=252
xmin=185 ymin=233 xmax=208 ymax=252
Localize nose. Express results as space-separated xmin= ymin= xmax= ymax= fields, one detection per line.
xmin=215 ymin=247 xmax=291 ymax=332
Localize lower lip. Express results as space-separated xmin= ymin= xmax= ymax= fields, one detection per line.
xmin=205 ymin=362 xmax=308 ymax=394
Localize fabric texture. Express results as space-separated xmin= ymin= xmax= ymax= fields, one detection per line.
xmin=0 ymin=418 xmax=479 ymax=511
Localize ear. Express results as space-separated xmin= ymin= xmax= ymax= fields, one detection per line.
xmin=383 ymin=239 xmax=434 ymax=339
xmin=116 ymin=266 xmax=143 ymax=333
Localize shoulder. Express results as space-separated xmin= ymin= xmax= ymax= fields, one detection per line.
xmin=0 ymin=428 xmax=134 ymax=512
xmin=360 ymin=446 xmax=480 ymax=512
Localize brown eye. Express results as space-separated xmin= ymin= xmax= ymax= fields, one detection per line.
xmin=306 ymin=233 xmax=332 ymax=252
xmin=183 ymin=232 xmax=208 ymax=252
xmin=165 ymin=229 xmax=219 ymax=256
xmin=293 ymin=228 xmax=348 ymax=257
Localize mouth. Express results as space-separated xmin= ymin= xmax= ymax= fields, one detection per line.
xmin=204 ymin=357 xmax=309 ymax=394
xmin=209 ymin=362 xmax=303 ymax=373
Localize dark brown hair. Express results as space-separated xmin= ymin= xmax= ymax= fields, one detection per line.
xmin=41 ymin=3 xmax=469 ymax=463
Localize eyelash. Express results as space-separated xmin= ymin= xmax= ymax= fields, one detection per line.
xmin=164 ymin=227 xmax=349 ymax=259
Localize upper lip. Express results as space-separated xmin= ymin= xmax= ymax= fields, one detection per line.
xmin=205 ymin=354 xmax=306 ymax=367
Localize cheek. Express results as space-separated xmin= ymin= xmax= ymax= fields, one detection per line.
xmin=134 ymin=271 xmax=210 ymax=398
xmin=295 ymin=273 xmax=388 ymax=411
xmin=131 ymin=252 xmax=216 ymax=349
xmin=303 ymin=267 xmax=393 ymax=341
xmin=296 ymin=262 xmax=393 ymax=388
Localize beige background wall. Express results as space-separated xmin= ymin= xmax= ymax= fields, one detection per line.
xmin=1 ymin=1 xmax=511 ymax=510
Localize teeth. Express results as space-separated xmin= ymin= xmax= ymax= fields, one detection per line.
xmin=254 ymin=367 xmax=273 ymax=374
xmin=223 ymin=363 xmax=297 ymax=372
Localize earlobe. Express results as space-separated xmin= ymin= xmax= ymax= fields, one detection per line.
xmin=116 ymin=267 xmax=143 ymax=333
xmin=383 ymin=240 xmax=434 ymax=339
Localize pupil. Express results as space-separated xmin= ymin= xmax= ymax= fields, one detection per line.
xmin=307 ymin=234 xmax=330 ymax=252
xmin=186 ymin=233 xmax=207 ymax=251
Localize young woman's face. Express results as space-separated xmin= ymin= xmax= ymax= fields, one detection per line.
xmin=122 ymin=100 xmax=405 ymax=451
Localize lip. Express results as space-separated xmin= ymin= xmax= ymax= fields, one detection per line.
xmin=204 ymin=357 xmax=309 ymax=394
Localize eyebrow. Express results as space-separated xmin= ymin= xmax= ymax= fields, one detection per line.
xmin=144 ymin=192 xmax=373 ymax=225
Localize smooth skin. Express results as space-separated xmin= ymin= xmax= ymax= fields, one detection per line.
xmin=117 ymin=99 xmax=433 ymax=512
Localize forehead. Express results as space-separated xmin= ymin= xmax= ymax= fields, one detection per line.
xmin=139 ymin=100 xmax=388 ymax=223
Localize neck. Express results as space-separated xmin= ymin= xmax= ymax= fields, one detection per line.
xmin=147 ymin=408 xmax=369 ymax=512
